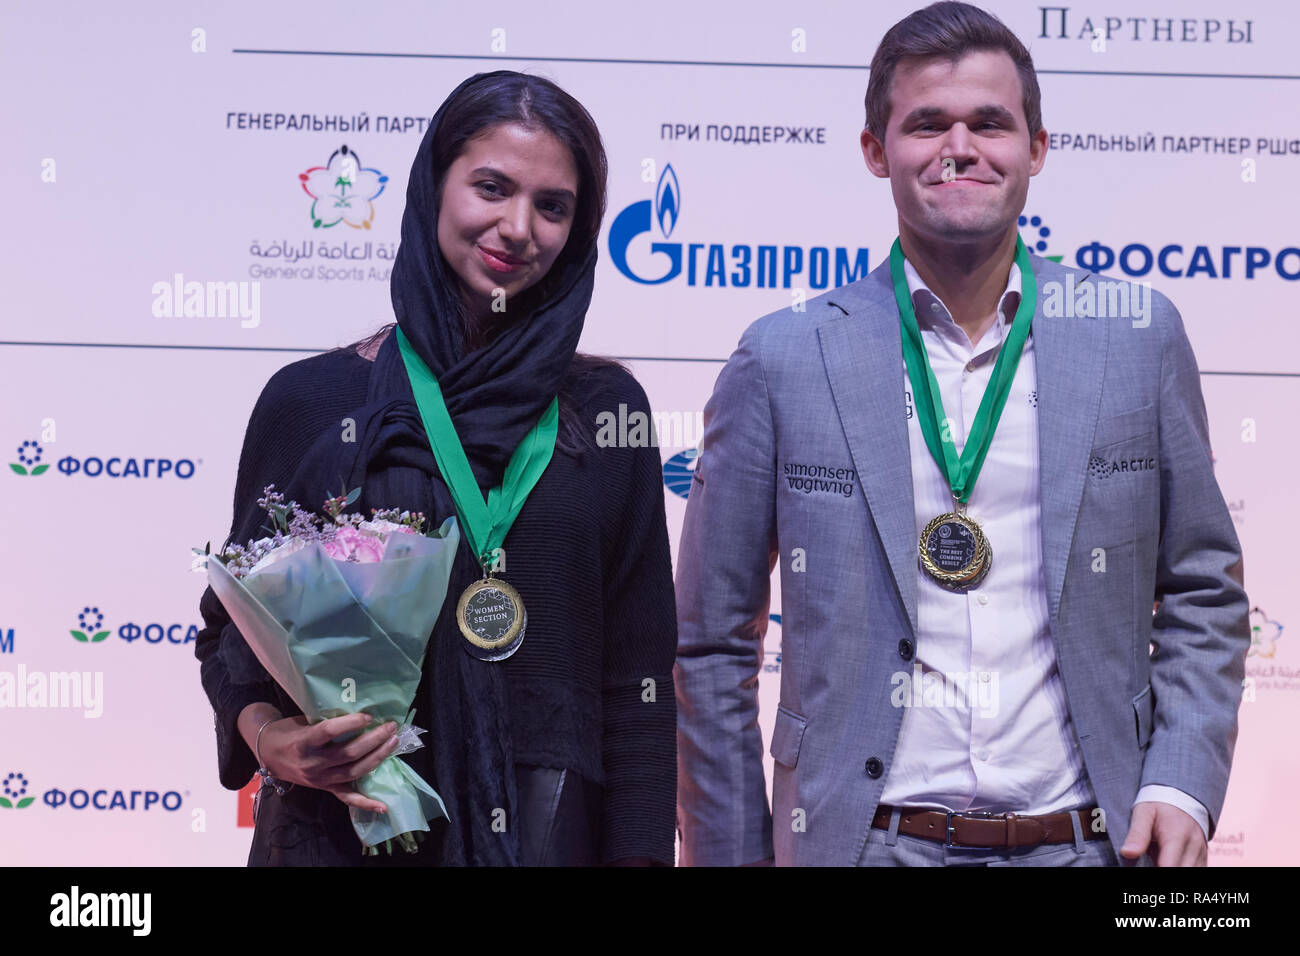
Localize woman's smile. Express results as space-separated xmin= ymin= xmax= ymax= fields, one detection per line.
xmin=477 ymin=244 xmax=527 ymax=273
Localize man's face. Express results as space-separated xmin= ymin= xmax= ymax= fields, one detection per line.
xmin=861 ymin=49 xmax=1047 ymax=247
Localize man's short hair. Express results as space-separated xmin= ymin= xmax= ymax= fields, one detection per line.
xmin=864 ymin=1 xmax=1043 ymax=143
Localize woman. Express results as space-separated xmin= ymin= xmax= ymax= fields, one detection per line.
xmin=195 ymin=71 xmax=678 ymax=866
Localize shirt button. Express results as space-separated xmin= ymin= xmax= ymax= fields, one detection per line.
xmin=965 ymin=361 xmax=976 ymax=373
xmin=980 ymin=671 xmax=991 ymax=683
xmin=930 ymin=302 xmax=942 ymax=313
xmin=977 ymin=593 xmax=989 ymax=606
xmin=976 ymin=748 xmax=991 ymax=762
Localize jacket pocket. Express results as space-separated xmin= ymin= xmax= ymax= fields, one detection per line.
xmin=1132 ymin=684 xmax=1155 ymax=750
xmin=250 ymin=821 xmax=323 ymax=867
xmin=1092 ymin=403 xmax=1155 ymax=449
xmin=515 ymin=765 xmax=602 ymax=866
xmin=770 ymin=705 xmax=808 ymax=768
xmin=247 ymin=787 xmax=330 ymax=867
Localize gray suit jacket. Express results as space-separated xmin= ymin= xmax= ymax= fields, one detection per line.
xmin=674 ymin=252 xmax=1250 ymax=866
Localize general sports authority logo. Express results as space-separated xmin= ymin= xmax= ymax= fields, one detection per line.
xmin=299 ymin=144 xmax=388 ymax=229
xmin=1249 ymin=607 xmax=1283 ymax=659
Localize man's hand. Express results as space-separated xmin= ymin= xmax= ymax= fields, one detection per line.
xmin=1120 ymin=801 xmax=1207 ymax=866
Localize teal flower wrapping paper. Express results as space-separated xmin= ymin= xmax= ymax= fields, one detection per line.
xmin=206 ymin=516 xmax=460 ymax=853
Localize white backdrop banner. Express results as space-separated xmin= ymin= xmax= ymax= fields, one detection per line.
xmin=2 ymin=0 xmax=1293 ymax=865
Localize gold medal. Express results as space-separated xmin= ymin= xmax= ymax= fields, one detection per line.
xmin=396 ymin=327 xmax=555 ymax=666
xmin=919 ymin=507 xmax=991 ymax=592
xmin=456 ymin=574 xmax=526 ymax=661
xmin=891 ymin=236 xmax=1034 ymax=597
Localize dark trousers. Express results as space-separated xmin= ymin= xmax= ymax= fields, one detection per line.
xmin=248 ymin=764 xmax=602 ymax=866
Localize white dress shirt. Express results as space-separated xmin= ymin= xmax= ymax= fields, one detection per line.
xmin=877 ymin=254 xmax=1210 ymax=842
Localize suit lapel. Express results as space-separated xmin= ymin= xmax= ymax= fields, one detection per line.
xmin=1029 ymin=256 xmax=1108 ymax=628
xmin=819 ymin=263 xmax=918 ymax=638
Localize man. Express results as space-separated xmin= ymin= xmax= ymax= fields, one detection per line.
xmin=675 ymin=1 xmax=1248 ymax=867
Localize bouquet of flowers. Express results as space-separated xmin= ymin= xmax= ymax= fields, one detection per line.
xmin=195 ymin=484 xmax=460 ymax=855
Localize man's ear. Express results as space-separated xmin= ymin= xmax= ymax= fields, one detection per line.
xmin=1028 ymin=127 xmax=1048 ymax=177
xmin=861 ymin=128 xmax=889 ymax=179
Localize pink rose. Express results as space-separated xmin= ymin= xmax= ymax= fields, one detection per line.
xmin=323 ymin=526 xmax=387 ymax=563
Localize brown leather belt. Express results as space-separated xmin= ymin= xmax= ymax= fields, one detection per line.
xmin=872 ymin=804 xmax=1106 ymax=849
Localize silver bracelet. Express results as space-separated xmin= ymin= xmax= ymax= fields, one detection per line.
xmin=255 ymin=717 xmax=293 ymax=796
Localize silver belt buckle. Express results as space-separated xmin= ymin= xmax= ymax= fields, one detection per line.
xmin=944 ymin=809 xmax=1008 ymax=850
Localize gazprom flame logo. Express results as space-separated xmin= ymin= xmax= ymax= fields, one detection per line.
xmin=610 ymin=164 xmax=686 ymax=285
xmin=656 ymin=165 xmax=680 ymax=239
xmin=609 ymin=163 xmax=873 ymax=289
xmin=299 ymin=144 xmax=388 ymax=230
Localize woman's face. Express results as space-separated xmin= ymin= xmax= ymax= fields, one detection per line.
xmin=437 ymin=122 xmax=580 ymax=321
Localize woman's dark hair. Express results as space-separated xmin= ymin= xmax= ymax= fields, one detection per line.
xmin=335 ymin=71 xmax=625 ymax=457
xmin=864 ymin=1 xmax=1042 ymax=144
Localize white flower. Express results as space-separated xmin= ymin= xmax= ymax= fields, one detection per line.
xmin=247 ymin=536 xmax=310 ymax=575
xmin=358 ymin=518 xmax=410 ymax=538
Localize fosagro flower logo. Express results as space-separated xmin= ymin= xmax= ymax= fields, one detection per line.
xmin=71 ymin=607 xmax=110 ymax=643
xmin=10 ymin=440 xmax=48 ymax=476
xmin=1 ymin=772 xmax=35 ymax=809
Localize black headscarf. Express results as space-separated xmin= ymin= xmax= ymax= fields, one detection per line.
xmin=280 ymin=73 xmax=597 ymax=865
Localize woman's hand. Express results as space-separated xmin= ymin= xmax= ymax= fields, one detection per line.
xmin=243 ymin=707 xmax=401 ymax=813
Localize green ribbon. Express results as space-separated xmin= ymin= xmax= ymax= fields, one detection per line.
xmin=395 ymin=324 xmax=558 ymax=568
xmin=890 ymin=234 xmax=1037 ymax=506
